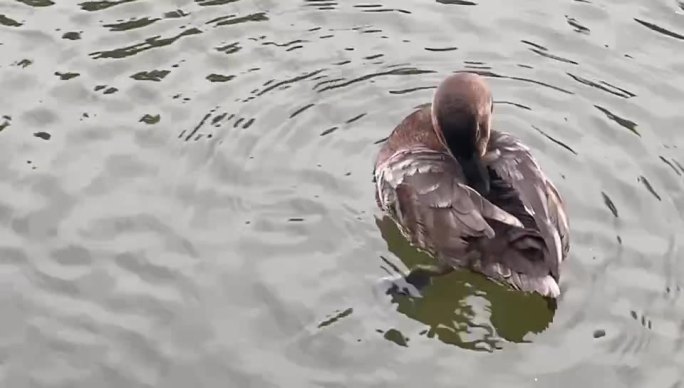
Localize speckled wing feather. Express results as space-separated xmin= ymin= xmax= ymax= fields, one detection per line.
xmin=486 ymin=131 xmax=570 ymax=280
xmin=375 ymin=147 xmax=523 ymax=266
xmin=545 ymin=177 xmax=570 ymax=260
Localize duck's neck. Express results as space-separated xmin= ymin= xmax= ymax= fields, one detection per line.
xmin=455 ymin=151 xmax=490 ymax=196
xmin=441 ymin=130 xmax=490 ymax=196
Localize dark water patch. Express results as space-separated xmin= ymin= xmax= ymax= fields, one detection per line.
xmin=317 ymin=307 xmax=353 ymax=329
xmin=389 ymin=86 xmax=435 ymax=94
xmin=314 ymin=77 xmax=345 ymax=90
xmin=436 ymin=0 xmax=477 ymax=5
xmin=520 ymin=40 xmax=545 ymax=51
xmin=495 ymin=100 xmax=531 ymax=110
xmin=316 ymin=67 xmax=435 ymax=92
xmin=263 ymin=39 xmax=307 ymax=48
xmin=211 ymin=112 xmax=230 ymax=126
xmin=140 ymin=114 xmax=160 ymax=124
xmin=131 ymin=69 xmax=170 ymax=82
xmin=594 ymin=105 xmax=640 ymax=136
xmin=532 ymin=125 xmax=578 ymax=155
xmin=62 ymin=31 xmax=82 ymax=40
xmin=14 ymin=59 xmax=32 ymax=68
xmin=522 ymin=40 xmax=578 ymax=65
xmin=353 ymin=4 xmax=380 ymax=9
xmin=382 ymin=328 xmax=409 ymax=347
xmin=94 ymin=85 xmax=118 ymax=94
xmin=183 ymin=110 xmax=214 ymax=141
xmin=593 ymin=329 xmax=606 ymax=339
xmin=288 ymin=217 xmax=304 ymax=222
xmin=103 ymin=17 xmax=160 ymax=32
xmin=638 ymin=176 xmax=662 ymax=201
xmin=660 ymin=156 xmax=682 ymax=176
xmin=0 ymin=15 xmax=23 ymax=27
xmin=634 ymin=18 xmax=684 ymax=41
xmin=207 ymin=13 xmax=268 ymax=27
xmin=567 ymin=73 xmax=635 ymax=98
xmin=33 ymin=132 xmax=51 ymax=140
xmin=673 ymin=159 xmax=684 ymax=175
xmin=196 ymin=0 xmax=239 ymax=6
xmin=17 ymin=0 xmax=54 ymax=6
xmin=206 ymin=74 xmax=234 ymax=82
xmin=164 ymin=9 xmax=188 ymax=18
xmin=216 ymin=42 xmax=241 ymax=54
xmin=565 ymin=15 xmax=590 ymax=34
xmin=462 ymin=69 xmax=575 ymax=95
xmin=257 ymin=69 xmax=326 ymax=96
xmin=465 ymin=63 xmax=491 ymax=70
xmin=364 ymin=54 xmax=384 ymax=60
xmin=630 ymin=310 xmax=653 ymax=330
xmin=290 ymin=104 xmax=315 ymax=119
xmin=320 ymin=126 xmax=338 ymax=136
xmin=599 ymin=80 xmax=636 ymax=98
xmin=601 ymin=192 xmax=619 ymax=218
xmin=79 ymin=0 xmax=137 ymax=12
xmin=242 ymin=118 xmax=255 ymax=129
xmin=345 ymin=113 xmax=366 ymax=124
xmin=354 ymin=4 xmax=411 ymax=14
xmin=0 ymin=116 xmax=10 ymax=132
xmin=90 ymin=27 xmax=202 ymax=59
xmin=374 ymin=136 xmax=389 ymax=144
xmin=55 ymin=72 xmax=80 ymax=80
xmin=425 ymin=46 xmax=458 ymax=52
xmin=304 ymin=0 xmax=338 ymax=10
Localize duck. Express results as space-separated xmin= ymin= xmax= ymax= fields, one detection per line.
xmin=373 ymin=72 xmax=570 ymax=298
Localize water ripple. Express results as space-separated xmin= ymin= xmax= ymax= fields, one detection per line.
xmin=635 ymin=18 xmax=684 ymax=41
xmin=89 ymin=27 xmax=202 ymax=59
xmin=0 ymin=0 xmax=683 ymax=386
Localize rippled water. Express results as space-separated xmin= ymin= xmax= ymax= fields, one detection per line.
xmin=1 ymin=0 xmax=683 ymax=386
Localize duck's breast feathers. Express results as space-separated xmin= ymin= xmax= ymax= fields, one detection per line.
xmin=375 ymin=147 xmax=523 ymax=260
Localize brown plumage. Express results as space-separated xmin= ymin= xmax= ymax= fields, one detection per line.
xmin=374 ymin=73 xmax=570 ymax=298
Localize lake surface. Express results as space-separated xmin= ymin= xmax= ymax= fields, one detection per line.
xmin=1 ymin=0 xmax=683 ymax=387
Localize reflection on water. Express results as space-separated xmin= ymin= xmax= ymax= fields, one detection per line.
xmin=0 ymin=0 xmax=683 ymax=386
xmin=376 ymin=215 xmax=555 ymax=352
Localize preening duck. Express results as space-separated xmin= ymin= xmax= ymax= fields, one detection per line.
xmin=374 ymin=72 xmax=570 ymax=298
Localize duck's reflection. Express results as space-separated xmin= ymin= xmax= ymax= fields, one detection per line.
xmin=376 ymin=215 xmax=556 ymax=351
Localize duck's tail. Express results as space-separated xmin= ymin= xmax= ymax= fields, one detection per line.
xmin=475 ymin=261 xmax=561 ymax=299
xmin=507 ymin=272 xmax=561 ymax=298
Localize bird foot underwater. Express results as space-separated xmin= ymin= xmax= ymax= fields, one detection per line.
xmin=373 ymin=272 xmax=433 ymax=299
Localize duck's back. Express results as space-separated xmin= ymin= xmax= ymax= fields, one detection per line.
xmin=374 ymin=106 xmax=524 ymax=266
xmin=484 ymin=131 xmax=571 ymax=282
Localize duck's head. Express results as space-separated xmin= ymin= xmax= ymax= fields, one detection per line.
xmin=430 ymin=72 xmax=494 ymax=195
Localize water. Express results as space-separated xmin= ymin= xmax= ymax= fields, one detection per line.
xmin=0 ymin=0 xmax=683 ymax=386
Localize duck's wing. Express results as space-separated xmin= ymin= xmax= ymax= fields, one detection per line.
xmin=545 ymin=177 xmax=570 ymax=261
xmin=486 ymin=131 xmax=570 ymax=279
xmin=375 ymin=147 xmax=523 ymax=265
